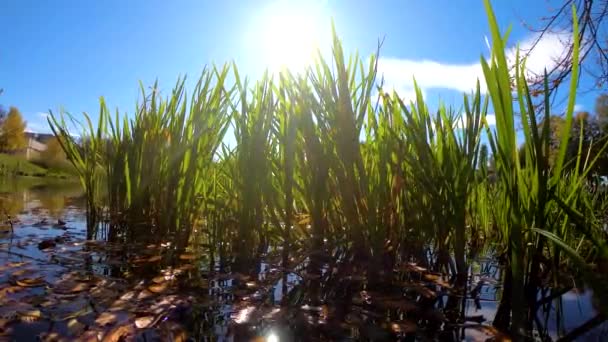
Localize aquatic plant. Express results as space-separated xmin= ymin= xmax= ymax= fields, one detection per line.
xmin=47 ymin=1 xmax=608 ymax=338
xmin=50 ymin=66 xmax=232 ymax=246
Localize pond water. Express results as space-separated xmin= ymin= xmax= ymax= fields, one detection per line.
xmin=0 ymin=177 xmax=606 ymax=341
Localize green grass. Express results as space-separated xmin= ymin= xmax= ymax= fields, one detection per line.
xmin=0 ymin=153 xmax=47 ymax=176
xmin=0 ymin=153 xmax=76 ymax=179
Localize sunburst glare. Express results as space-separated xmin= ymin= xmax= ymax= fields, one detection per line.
xmin=250 ymin=1 xmax=330 ymax=73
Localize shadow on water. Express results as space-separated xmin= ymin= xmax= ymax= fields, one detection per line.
xmin=0 ymin=178 xmax=607 ymax=341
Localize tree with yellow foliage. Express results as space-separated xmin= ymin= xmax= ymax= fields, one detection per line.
xmin=40 ymin=137 xmax=67 ymax=167
xmin=0 ymin=107 xmax=27 ymax=152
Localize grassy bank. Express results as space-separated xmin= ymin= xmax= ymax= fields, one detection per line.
xmin=0 ymin=153 xmax=76 ymax=179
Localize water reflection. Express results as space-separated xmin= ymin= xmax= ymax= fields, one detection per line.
xmin=1 ymin=178 xmax=607 ymax=340
xmin=0 ymin=177 xmax=85 ymax=219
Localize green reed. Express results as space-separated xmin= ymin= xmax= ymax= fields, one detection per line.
xmin=50 ymin=66 xmax=232 ymax=247
xmin=482 ymin=0 xmax=608 ymax=336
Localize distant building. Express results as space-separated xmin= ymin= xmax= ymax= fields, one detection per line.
xmin=22 ymin=131 xmax=54 ymax=160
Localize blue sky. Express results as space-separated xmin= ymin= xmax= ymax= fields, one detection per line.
xmin=0 ymin=0 xmax=602 ymax=133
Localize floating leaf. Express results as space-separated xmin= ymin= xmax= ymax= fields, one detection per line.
xmin=67 ymin=318 xmax=86 ymax=336
xmin=11 ymin=268 xmax=34 ymax=277
xmin=102 ymin=323 xmax=135 ymax=342
xmin=177 ymin=264 xmax=194 ymax=271
xmin=152 ymin=276 xmax=166 ymax=284
xmin=132 ymin=256 xmax=148 ymax=264
xmin=108 ymin=299 xmax=137 ymax=313
xmin=148 ymin=283 xmax=168 ymax=294
xmin=0 ymin=285 xmax=22 ymax=297
xmin=95 ymin=312 xmax=119 ymax=326
xmin=178 ymin=253 xmax=195 ymax=261
xmin=37 ymin=332 xmax=65 ymax=341
xmin=135 ymin=316 xmax=154 ymax=329
xmin=137 ymin=289 xmax=155 ymax=300
xmin=147 ymin=255 xmax=162 ymax=263
xmin=49 ymin=298 xmax=93 ymax=321
xmin=390 ymin=320 xmax=417 ymax=334
xmin=15 ymin=277 xmax=45 ymax=287
xmin=468 ymin=325 xmax=512 ymax=342
xmin=424 ymin=274 xmax=452 ymax=288
xmin=18 ymin=309 xmax=41 ymax=322
xmin=119 ymin=291 xmax=136 ymax=301
xmin=5 ymin=262 xmax=28 ymax=269
xmin=53 ymin=280 xmax=90 ymax=294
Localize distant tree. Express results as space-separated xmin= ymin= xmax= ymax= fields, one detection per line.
xmin=565 ymin=111 xmax=603 ymax=171
xmin=538 ymin=115 xmax=567 ymax=167
xmin=595 ymin=94 xmax=608 ymax=130
xmin=40 ymin=137 xmax=67 ymax=167
xmin=0 ymin=89 xmax=5 ymax=125
xmin=0 ymin=106 xmax=6 ymax=123
xmin=0 ymin=107 xmax=27 ymax=152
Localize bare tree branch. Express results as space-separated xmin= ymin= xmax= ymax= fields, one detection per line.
xmin=523 ymin=0 xmax=608 ymax=95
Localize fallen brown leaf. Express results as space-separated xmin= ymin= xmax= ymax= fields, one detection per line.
xmin=178 ymin=253 xmax=195 ymax=261
xmin=95 ymin=312 xmax=119 ymax=326
xmin=101 ymin=324 xmax=135 ymax=342
xmin=468 ymin=325 xmax=512 ymax=342
xmin=11 ymin=268 xmax=34 ymax=277
xmin=0 ymin=285 xmax=22 ymax=297
xmin=177 ymin=264 xmax=194 ymax=271
xmin=15 ymin=277 xmax=45 ymax=287
xmin=18 ymin=309 xmax=42 ymax=322
xmin=67 ymin=318 xmax=86 ymax=336
xmin=390 ymin=320 xmax=417 ymax=334
xmin=424 ymin=273 xmax=452 ymax=288
xmin=147 ymin=255 xmax=162 ymax=263
xmin=53 ymin=280 xmax=90 ymax=294
xmin=148 ymin=283 xmax=168 ymax=294
xmin=135 ymin=316 xmax=154 ymax=329
xmin=152 ymin=276 xmax=166 ymax=284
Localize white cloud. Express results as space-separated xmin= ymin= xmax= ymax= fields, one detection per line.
xmin=574 ymin=103 xmax=584 ymax=112
xmin=25 ymin=122 xmax=48 ymax=133
xmin=377 ymin=32 xmax=571 ymax=96
xmin=25 ymin=113 xmax=53 ymax=133
xmin=379 ymin=59 xmax=484 ymax=94
xmin=510 ymin=32 xmax=571 ymax=80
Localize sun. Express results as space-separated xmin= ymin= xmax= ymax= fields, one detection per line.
xmin=252 ymin=1 xmax=329 ymax=73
